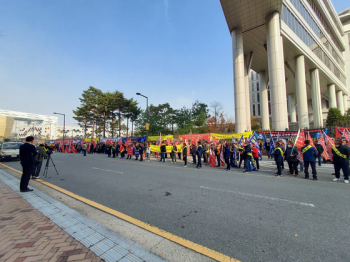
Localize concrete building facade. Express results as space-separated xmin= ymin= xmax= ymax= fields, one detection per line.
xmin=220 ymin=0 xmax=350 ymax=132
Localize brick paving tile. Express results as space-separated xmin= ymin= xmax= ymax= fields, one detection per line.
xmin=67 ymin=253 xmax=87 ymax=261
xmin=0 ymin=181 xmax=105 ymax=262
xmin=13 ymin=258 xmax=26 ymax=262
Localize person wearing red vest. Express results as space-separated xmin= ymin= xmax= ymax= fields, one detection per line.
xmin=252 ymin=144 xmax=260 ymax=171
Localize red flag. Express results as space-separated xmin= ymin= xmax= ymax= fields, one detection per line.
xmin=308 ymin=132 xmax=316 ymax=148
xmin=318 ymin=135 xmax=330 ymax=160
xmin=175 ymin=140 xmax=180 ymax=145
xmin=125 ymin=138 xmax=131 ymax=147
xmin=70 ymin=144 xmax=77 ymax=153
xmin=294 ymin=129 xmax=305 ymax=162
xmin=343 ymin=129 xmax=350 ymax=146
xmin=209 ymin=149 xmax=216 ymax=167
xmin=325 ymin=134 xmax=335 ymax=161
xmin=118 ymin=139 xmax=122 ymax=146
xmin=220 ymin=144 xmax=225 ymax=166
xmin=167 ymin=137 xmax=171 ymax=145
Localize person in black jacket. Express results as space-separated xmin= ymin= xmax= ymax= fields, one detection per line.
xmin=332 ymin=138 xmax=350 ymax=184
xmin=19 ymin=136 xmax=37 ymax=192
xmin=182 ymin=142 xmax=188 ymax=167
xmin=273 ymin=142 xmax=283 ymax=177
xmin=284 ymin=142 xmax=299 ymax=177
xmin=243 ymin=143 xmax=252 ymax=173
xmin=315 ymin=140 xmax=324 ymax=166
xmin=160 ymin=143 xmax=166 ymax=162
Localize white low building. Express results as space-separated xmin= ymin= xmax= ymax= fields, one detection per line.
xmin=0 ymin=109 xmax=86 ymax=141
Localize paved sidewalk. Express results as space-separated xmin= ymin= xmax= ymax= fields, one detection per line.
xmin=0 ymin=170 xmax=166 ymax=262
xmin=0 ymin=180 xmax=104 ymax=262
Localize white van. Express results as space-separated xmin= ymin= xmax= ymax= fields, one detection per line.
xmin=0 ymin=142 xmax=23 ymax=161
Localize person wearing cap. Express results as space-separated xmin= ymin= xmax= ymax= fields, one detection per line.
xmin=301 ymin=140 xmax=318 ymax=180
xmin=19 ymin=136 xmax=38 ymax=192
xmin=252 ymin=144 xmax=260 ymax=171
xmin=284 ymin=141 xmax=299 ymax=177
xmin=315 ymin=140 xmax=324 ymax=166
xmin=332 ymin=138 xmax=350 ymax=184
xmin=272 ymin=142 xmax=283 ymax=177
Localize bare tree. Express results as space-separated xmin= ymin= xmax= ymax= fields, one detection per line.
xmin=209 ymin=101 xmax=224 ymax=127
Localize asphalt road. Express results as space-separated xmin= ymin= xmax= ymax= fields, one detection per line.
xmin=3 ymin=153 xmax=349 ymax=262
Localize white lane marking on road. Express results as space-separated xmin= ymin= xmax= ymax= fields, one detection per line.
xmin=92 ymin=167 xmax=123 ymax=174
xmin=200 ymin=186 xmax=315 ymax=207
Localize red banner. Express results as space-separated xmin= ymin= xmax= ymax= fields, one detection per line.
xmin=318 ymin=135 xmax=330 ymax=160
xmin=179 ymin=133 xmax=211 ymax=140
xmin=209 ymin=149 xmax=216 ymax=167
xmin=325 ymin=135 xmax=335 ymax=161
xmin=335 ymin=127 xmax=350 ymax=138
xmin=294 ymin=130 xmax=305 ymax=162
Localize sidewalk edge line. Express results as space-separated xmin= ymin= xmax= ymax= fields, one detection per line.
xmin=0 ymin=162 xmax=240 ymax=262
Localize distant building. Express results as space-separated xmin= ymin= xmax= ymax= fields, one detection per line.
xmin=0 ymin=109 xmax=85 ymax=141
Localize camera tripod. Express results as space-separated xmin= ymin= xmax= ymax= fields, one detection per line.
xmin=43 ymin=154 xmax=59 ymax=178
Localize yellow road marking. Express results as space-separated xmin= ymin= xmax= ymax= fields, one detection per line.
xmin=0 ymin=162 xmax=240 ymax=262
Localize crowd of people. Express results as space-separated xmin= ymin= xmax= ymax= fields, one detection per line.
xmin=49 ymin=136 xmax=350 ymax=184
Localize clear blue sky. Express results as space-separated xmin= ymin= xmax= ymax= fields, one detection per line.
xmin=0 ymin=0 xmax=348 ymax=125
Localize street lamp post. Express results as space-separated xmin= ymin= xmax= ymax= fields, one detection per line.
xmin=53 ymin=112 xmax=65 ymax=146
xmin=136 ymin=93 xmax=148 ymax=143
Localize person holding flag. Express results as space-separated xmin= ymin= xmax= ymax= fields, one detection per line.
xmin=301 ymin=140 xmax=318 ymax=180
xmin=332 ymin=138 xmax=350 ymax=184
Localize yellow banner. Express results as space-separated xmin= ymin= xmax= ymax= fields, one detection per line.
xmin=210 ymin=131 xmax=253 ymax=140
xmin=84 ymin=138 xmax=100 ymax=142
xmin=148 ymin=135 xmax=174 ymax=141
xmin=150 ymin=145 xmax=182 ymax=153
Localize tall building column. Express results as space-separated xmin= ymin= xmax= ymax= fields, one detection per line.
xmin=288 ymin=94 xmax=297 ymax=122
xmin=327 ymin=84 xmax=337 ymax=108
xmin=295 ymin=55 xmax=309 ymax=128
xmin=343 ymin=95 xmax=348 ymax=113
xmin=259 ymin=71 xmax=270 ymax=130
xmin=244 ymin=53 xmax=253 ymax=131
xmin=337 ymin=91 xmax=344 ymax=115
xmin=265 ymin=12 xmax=288 ymax=131
xmin=231 ymin=28 xmax=247 ymax=133
xmin=310 ymin=69 xmax=323 ymax=127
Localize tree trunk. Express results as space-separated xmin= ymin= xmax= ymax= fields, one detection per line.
xmin=119 ymin=109 xmax=121 ymax=137
xmin=103 ymin=112 xmax=106 ymax=138
xmin=127 ymin=118 xmax=129 ymax=137
xmin=91 ymin=119 xmax=95 ymax=140
xmin=111 ymin=115 xmax=114 ymax=138
xmin=132 ymin=121 xmax=134 ymax=137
